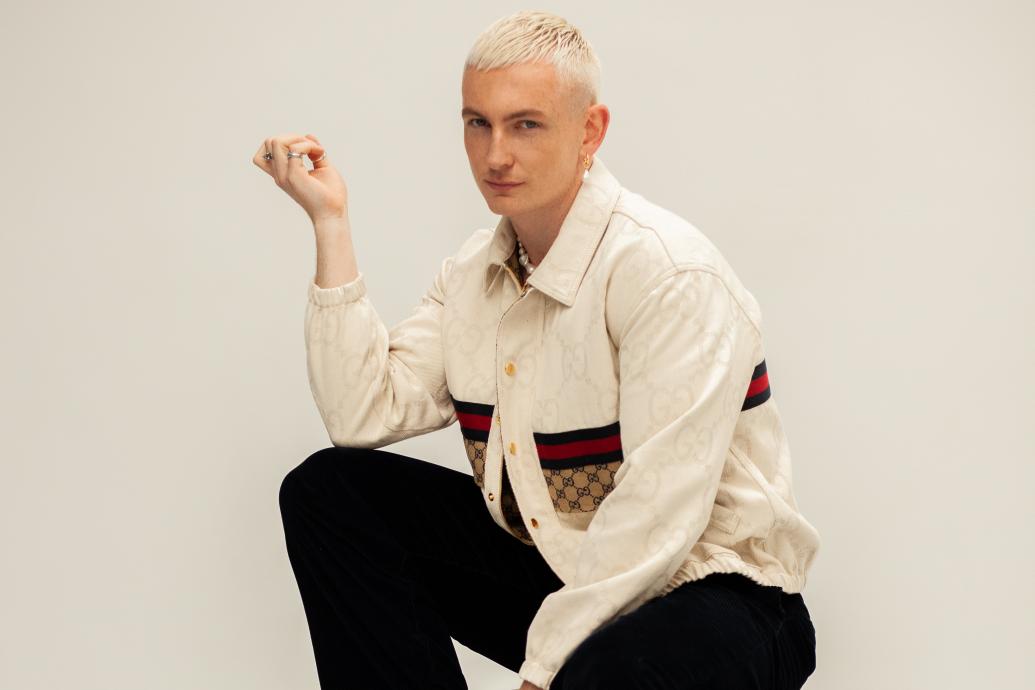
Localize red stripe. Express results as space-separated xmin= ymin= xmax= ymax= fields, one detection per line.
xmin=457 ymin=410 xmax=492 ymax=431
xmin=537 ymin=435 xmax=622 ymax=461
xmin=745 ymin=372 xmax=769 ymax=397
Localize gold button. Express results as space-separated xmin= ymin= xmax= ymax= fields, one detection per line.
xmin=487 ymin=492 xmax=494 ymax=501
xmin=505 ymin=361 xmax=516 ymax=376
xmin=496 ymin=413 xmax=501 ymax=423
xmin=509 ymin=441 xmax=517 ymax=454
xmin=530 ymin=517 xmax=539 ymax=528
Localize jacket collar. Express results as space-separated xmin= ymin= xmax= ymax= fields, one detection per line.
xmin=483 ymin=154 xmax=622 ymax=307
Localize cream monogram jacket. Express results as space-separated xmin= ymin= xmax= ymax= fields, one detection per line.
xmin=304 ymin=155 xmax=821 ymax=690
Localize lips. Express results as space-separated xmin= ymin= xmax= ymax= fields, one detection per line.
xmin=486 ymin=182 xmax=521 ymax=193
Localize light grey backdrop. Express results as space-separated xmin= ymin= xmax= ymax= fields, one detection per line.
xmin=2 ymin=1 xmax=1032 ymax=689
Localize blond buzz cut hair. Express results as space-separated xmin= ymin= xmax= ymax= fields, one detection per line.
xmin=464 ymin=10 xmax=601 ymax=117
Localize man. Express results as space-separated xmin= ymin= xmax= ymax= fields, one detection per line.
xmin=257 ymin=10 xmax=820 ymax=690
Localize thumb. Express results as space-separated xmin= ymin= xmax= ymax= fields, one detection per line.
xmin=302 ymin=134 xmax=329 ymax=170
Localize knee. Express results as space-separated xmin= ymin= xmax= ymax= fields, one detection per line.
xmin=553 ymin=629 xmax=639 ymax=690
xmin=278 ymin=446 xmax=372 ymax=513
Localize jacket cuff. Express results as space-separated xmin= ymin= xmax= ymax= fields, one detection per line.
xmin=308 ymin=271 xmax=367 ymax=307
xmin=519 ymin=658 xmax=558 ymax=690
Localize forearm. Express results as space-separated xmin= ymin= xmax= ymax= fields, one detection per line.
xmin=313 ymin=215 xmax=359 ymax=289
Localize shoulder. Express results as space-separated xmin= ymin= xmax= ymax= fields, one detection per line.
xmin=454 ymin=226 xmax=495 ymax=261
xmin=430 ymin=226 xmax=496 ymax=297
xmin=603 ymin=188 xmax=763 ymax=335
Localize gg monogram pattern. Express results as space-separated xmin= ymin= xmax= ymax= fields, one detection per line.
xmin=451 ymin=394 xmax=533 ymax=544
xmin=535 ymin=420 xmax=624 ymax=513
xmin=453 ymin=397 xmax=492 ymax=487
xmin=461 ymin=438 xmax=487 ymax=487
xmin=304 ymin=155 xmax=821 ymax=690
xmin=500 ymin=461 xmax=534 ymax=545
xmin=542 ymin=462 xmax=621 ymax=512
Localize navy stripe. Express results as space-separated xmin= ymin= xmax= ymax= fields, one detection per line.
xmin=533 ymin=420 xmax=624 ymax=469
xmin=461 ymin=427 xmax=489 ymax=442
xmin=532 ymin=420 xmax=621 ymax=445
xmin=742 ymin=359 xmax=772 ymax=411
xmin=539 ymin=449 xmax=624 ymax=470
xmin=450 ymin=395 xmax=494 ymax=417
xmin=450 ymin=395 xmax=494 ymax=442
xmin=743 ymin=387 xmax=771 ymax=410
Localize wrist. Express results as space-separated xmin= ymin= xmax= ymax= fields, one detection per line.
xmin=312 ymin=213 xmax=351 ymax=236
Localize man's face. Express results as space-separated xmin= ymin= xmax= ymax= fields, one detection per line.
xmin=461 ymin=61 xmax=587 ymax=219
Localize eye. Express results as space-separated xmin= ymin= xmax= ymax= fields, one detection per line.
xmin=464 ymin=118 xmax=539 ymax=130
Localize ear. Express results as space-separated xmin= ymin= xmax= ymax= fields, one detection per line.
xmin=582 ymin=103 xmax=610 ymax=153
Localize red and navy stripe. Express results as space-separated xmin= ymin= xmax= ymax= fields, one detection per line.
xmin=533 ymin=421 xmax=624 ymax=470
xmin=742 ymin=359 xmax=771 ymax=410
xmin=451 ymin=395 xmax=493 ymax=442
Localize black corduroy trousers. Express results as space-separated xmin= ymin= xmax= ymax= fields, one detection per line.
xmin=278 ymin=446 xmax=817 ymax=690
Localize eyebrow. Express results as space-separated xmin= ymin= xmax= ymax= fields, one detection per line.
xmin=461 ymin=107 xmax=548 ymax=120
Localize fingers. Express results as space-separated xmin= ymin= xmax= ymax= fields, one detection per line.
xmin=252 ymin=136 xmax=304 ymax=179
xmin=254 ymin=133 xmax=331 ymax=190
xmin=252 ymin=140 xmax=274 ymax=177
xmin=269 ymin=134 xmax=305 ymax=185
xmin=256 ymin=134 xmax=321 ymax=186
xmin=305 ymin=133 xmax=330 ymax=170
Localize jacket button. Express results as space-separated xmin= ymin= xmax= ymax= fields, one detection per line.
xmin=487 ymin=492 xmax=494 ymax=501
xmin=509 ymin=441 xmax=517 ymax=454
xmin=530 ymin=517 xmax=539 ymax=528
xmin=505 ymin=361 xmax=516 ymax=376
xmin=496 ymin=413 xmax=501 ymax=423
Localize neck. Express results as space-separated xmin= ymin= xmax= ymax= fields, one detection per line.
xmin=511 ymin=175 xmax=584 ymax=266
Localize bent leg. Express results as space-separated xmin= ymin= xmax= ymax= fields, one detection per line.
xmin=771 ymin=591 xmax=817 ymax=689
xmin=278 ymin=446 xmax=564 ymax=689
xmin=552 ymin=572 xmax=807 ymax=690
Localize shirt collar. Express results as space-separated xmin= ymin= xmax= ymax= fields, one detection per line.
xmin=483 ymin=154 xmax=623 ymax=307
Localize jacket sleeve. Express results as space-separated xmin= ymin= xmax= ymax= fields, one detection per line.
xmin=304 ymin=257 xmax=457 ymax=448
xmin=518 ymin=267 xmax=761 ymax=690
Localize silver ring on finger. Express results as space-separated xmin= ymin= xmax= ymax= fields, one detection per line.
xmin=286 ymin=151 xmax=304 ymax=159
xmin=263 ymin=151 xmax=272 ymax=161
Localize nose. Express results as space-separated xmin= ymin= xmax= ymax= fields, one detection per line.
xmin=486 ymin=131 xmax=513 ymax=171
